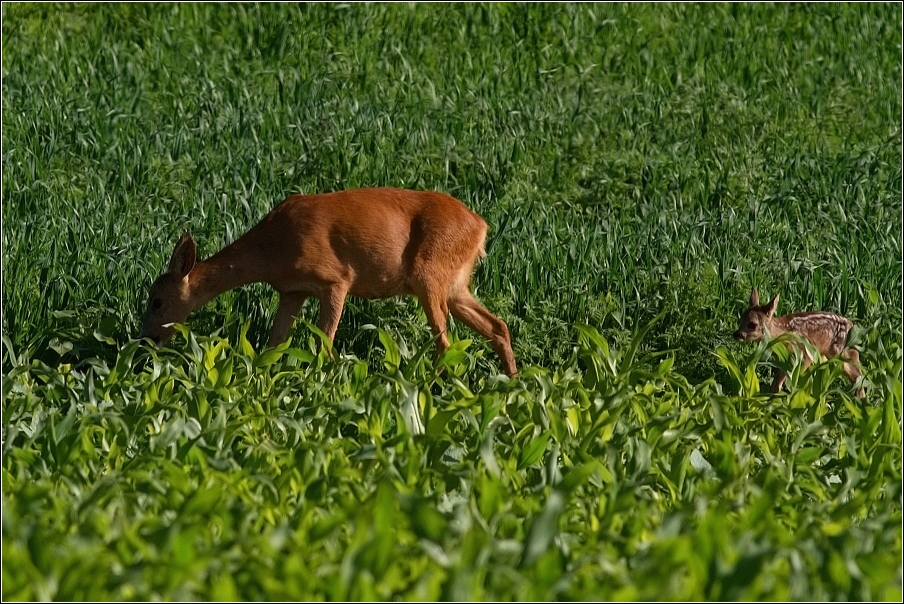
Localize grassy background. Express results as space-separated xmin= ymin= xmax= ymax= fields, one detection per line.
xmin=2 ymin=3 xmax=902 ymax=600
xmin=3 ymin=2 xmax=900 ymax=378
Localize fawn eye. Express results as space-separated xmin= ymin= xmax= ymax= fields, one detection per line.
xmin=151 ymin=298 xmax=163 ymax=310
xmin=747 ymin=321 xmax=757 ymax=329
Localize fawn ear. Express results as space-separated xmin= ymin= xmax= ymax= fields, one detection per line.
xmin=168 ymin=232 xmax=197 ymax=279
xmin=749 ymin=287 xmax=760 ymax=308
xmin=764 ymin=294 xmax=779 ymax=317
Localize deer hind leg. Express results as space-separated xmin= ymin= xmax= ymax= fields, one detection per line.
xmin=268 ymin=291 xmax=308 ymax=347
xmin=415 ymin=287 xmax=451 ymax=364
xmin=841 ymin=348 xmax=865 ymax=397
xmin=448 ymin=290 xmax=517 ymax=378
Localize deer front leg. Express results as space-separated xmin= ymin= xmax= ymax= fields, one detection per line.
xmin=268 ymin=292 xmax=308 ymax=347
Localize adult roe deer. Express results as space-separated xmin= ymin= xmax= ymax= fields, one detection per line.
xmin=733 ymin=287 xmax=863 ymax=396
xmin=138 ymin=187 xmax=518 ymax=377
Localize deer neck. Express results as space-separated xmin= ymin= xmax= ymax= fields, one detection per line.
xmin=764 ymin=315 xmax=791 ymax=338
xmin=188 ymin=239 xmax=267 ymax=309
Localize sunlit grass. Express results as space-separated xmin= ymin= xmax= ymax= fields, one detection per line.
xmin=2 ymin=324 xmax=901 ymax=600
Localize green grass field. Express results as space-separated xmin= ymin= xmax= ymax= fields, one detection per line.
xmin=2 ymin=3 xmax=902 ymax=600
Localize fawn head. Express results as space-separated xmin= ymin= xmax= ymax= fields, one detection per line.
xmin=734 ymin=287 xmax=779 ymax=342
xmin=139 ymin=233 xmax=197 ymax=346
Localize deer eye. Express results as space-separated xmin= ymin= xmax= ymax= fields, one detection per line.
xmin=151 ymin=298 xmax=163 ymax=310
xmin=747 ymin=321 xmax=757 ymax=329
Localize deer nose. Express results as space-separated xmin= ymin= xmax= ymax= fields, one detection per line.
xmin=733 ymin=330 xmax=742 ymax=340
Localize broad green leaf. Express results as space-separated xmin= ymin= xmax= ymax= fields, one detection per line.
xmin=426 ymin=409 xmax=458 ymax=439
xmin=518 ymin=431 xmax=551 ymax=470
xmin=521 ymin=491 xmax=564 ymax=567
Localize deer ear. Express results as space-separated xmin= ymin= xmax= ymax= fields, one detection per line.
xmin=764 ymin=294 xmax=779 ymax=317
xmin=749 ymin=287 xmax=760 ymax=308
xmin=168 ymin=232 xmax=197 ymax=278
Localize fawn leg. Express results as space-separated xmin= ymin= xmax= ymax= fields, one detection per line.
xmin=842 ymin=348 xmax=865 ymax=397
xmin=773 ymin=343 xmax=811 ymax=394
xmin=771 ymin=368 xmax=787 ymax=393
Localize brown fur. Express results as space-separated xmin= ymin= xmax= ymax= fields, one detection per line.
xmin=139 ymin=188 xmax=518 ymax=377
xmin=733 ymin=287 xmax=863 ymax=396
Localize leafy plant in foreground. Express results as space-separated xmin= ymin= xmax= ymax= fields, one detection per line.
xmin=3 ymin=323 xmax=900 ymax=600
